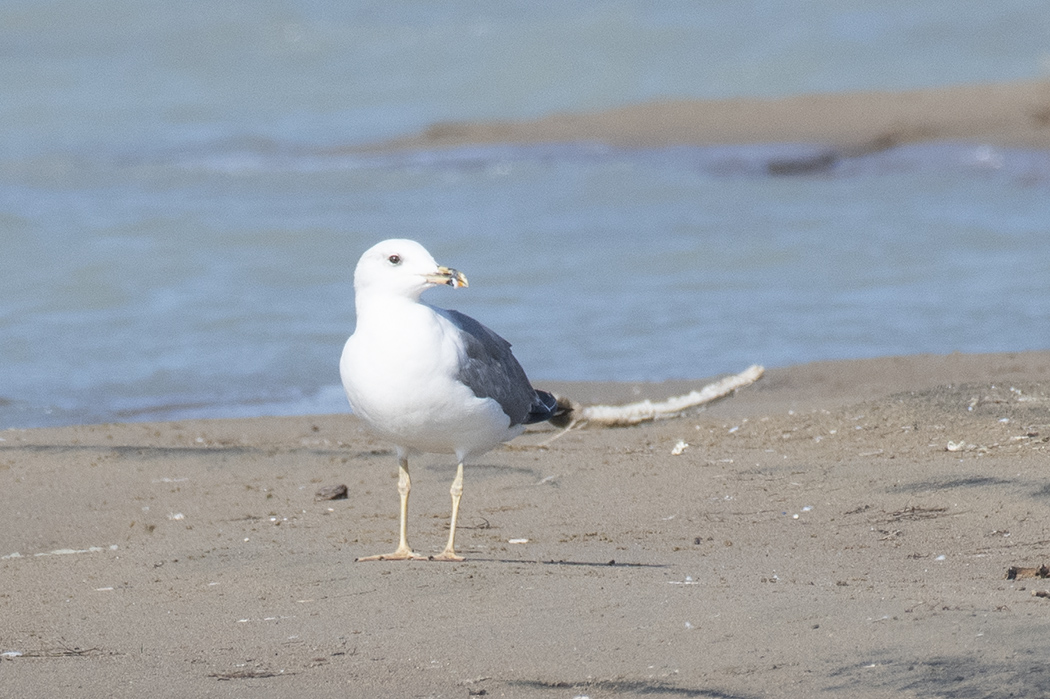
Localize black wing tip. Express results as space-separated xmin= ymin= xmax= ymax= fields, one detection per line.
xmin=526 ymin=390 xmax=575 ymax=428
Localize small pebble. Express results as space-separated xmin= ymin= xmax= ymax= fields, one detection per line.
xmin=315 ymin=484 xmax=348 ymax=501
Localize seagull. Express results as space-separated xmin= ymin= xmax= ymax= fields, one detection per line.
xmin=340 ymin=239 xmax=569 ymax=561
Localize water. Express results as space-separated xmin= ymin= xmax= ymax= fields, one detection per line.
xmin=2 ymin=1 xmax=1049 ymax=428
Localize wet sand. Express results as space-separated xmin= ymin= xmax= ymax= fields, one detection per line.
xmin=362 ymin=79 xmax=1050 ymax=153
xmin=3 ymin=351 xmax=1050 ymax=698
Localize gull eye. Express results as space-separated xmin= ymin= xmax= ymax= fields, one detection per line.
xmin=387 ymin=254 xmax=402 ymax=265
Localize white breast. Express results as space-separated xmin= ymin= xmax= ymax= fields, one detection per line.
xmin=340 ymin=300 xmax=521 ymax=459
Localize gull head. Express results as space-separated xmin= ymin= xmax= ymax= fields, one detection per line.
xmin=354 ymin=239 xmax=468 ymax=301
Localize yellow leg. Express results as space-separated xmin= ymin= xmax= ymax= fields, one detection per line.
xmin=432 ymin=462 xmax=465 ymax=561
xmin=356 ymin=457 xmax=427 ymax=562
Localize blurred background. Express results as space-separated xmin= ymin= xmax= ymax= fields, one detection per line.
xmin=2 ymin=0 xmax=1049 ymax=428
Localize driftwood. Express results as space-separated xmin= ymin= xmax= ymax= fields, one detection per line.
xmin=556 ymin=365 xmax=765 ymax=430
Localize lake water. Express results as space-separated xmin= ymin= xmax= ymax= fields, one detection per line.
xmin=2 ymin=1 xmax=1049 ymax=428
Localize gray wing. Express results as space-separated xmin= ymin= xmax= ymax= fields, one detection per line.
xmin=437 ymin=308 xmax=550 ymax=427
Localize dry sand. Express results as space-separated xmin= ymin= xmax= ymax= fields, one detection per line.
xmin=3 ymin=351 xmax=1050 ymax=698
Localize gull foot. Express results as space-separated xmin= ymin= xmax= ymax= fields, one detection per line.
xmin=355 ymin=547 xmax=428 ymax=562
xmin=430 ymin=550 xmax=465 ymax=562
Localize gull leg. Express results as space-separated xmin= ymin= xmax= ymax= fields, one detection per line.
xmin=356 ymin=457 xmax=427 ymax=561
xmin=432 ymin=462 xmax=465 ymax=561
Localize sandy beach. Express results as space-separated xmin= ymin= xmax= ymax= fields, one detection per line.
xmin=3 ymin=350 xmax=1050 ymax=697
xmin=4 ymin=78 xmax=1050 ymax=696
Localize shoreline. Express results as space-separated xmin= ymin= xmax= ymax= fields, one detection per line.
xmin=351 ymin=79 xmax=1050 ymax=154
xmin=3 ymin=349 xmax=1050 ymax=696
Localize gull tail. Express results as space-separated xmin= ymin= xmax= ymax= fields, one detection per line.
xmin=526 ymin=390 xmax=575 ymax=428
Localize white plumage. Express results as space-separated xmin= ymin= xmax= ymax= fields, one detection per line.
xmin=340 ymin=239 xmax=562 ymax=561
